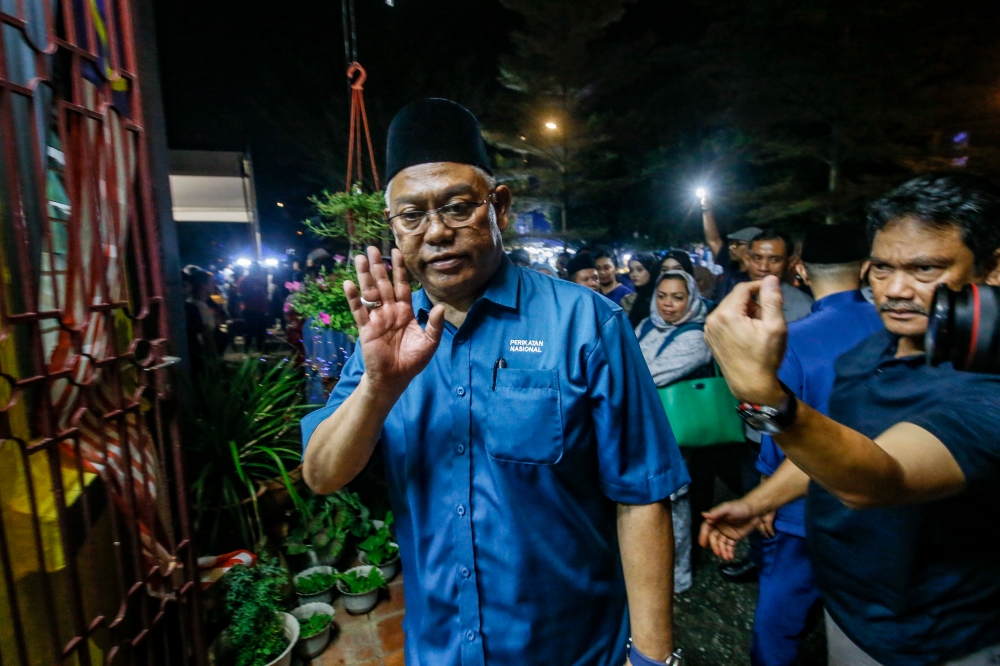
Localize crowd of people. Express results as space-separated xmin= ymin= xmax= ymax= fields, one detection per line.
xmin=300 ymin=98 xmax=1000 ymax=666
xmin=180 ymin=257 xmax=308 ymax=373
xmin=500 ymin=175 xmax=1000 ymax=665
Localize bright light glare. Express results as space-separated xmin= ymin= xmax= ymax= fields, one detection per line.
xmin=545 ymin=121 xmax=558 ymax=130
xmin=695 ymin=187 xmax=708 ymax=199
xmin=264 ymin=258 xmax=279 ymax=267
xmin=236 ymin=258 xmax=252 ymax=267
xmin=622 ymin=253 xmax=632 ymax=264
xmin=276 ymin=202 xmax=285 ymax=208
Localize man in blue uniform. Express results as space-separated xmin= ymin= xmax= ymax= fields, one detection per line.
xmin=301 ymin=99 xmax=689 ymax=666
xmin=704 ymin=174 xmax=1000 ymax=665
xmin=699 ymin=222 xmax=882 ymax=665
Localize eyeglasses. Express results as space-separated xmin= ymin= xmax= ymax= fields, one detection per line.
xmin=387 ymin=194 xmax=493 ymax=235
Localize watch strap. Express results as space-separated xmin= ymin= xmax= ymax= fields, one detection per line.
xmin=736 ymin=382 xmax=798 ymax=433
xmin=627 ymin=638 xmax=683 ymax=665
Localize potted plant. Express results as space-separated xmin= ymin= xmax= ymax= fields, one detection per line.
xmin=357 ymin=511 xmax=400 ymax=581
xmin=336 ymin=565 xmax=386 ymax=615
xmin=290 ymin=603 xmax=335 ymax=659
xmin=212 ymin=557 xmax=299 ymax=666
xmin=284 ymin=490 xmax=371 ymax=571
xmin=304 ymin=186 xmax=388 ymax=251
xmin=294 ymin=566 xmax=337 ymax=606
xmin=184 ymin=357 xmax=310 ymax=553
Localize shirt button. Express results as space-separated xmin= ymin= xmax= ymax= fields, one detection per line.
xmin=457 ymin=505 xmax=466 ymax=516
xmin=460 ymin=566 xmax=470 ymax=578
xmin=456 ymin=444 xmax=466 ymax=454
xmin=465 ymin=630 xmax=476 ymax=642
xmin=456 ymin=334 xmax=466 ymax=344
xmin=456 ymin=386 xmax=466 ymax=397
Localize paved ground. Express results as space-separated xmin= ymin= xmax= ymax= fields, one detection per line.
xmin=675 ymin=546 xmax=826 ymax=665
xmin=304 ymin=574 xmax=406 ymax=666
xmin=301 ymin=548 xmax=826 ymax=666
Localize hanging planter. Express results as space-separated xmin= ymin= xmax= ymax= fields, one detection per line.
xmin=297 ymin=63 xmax=386 ymax=256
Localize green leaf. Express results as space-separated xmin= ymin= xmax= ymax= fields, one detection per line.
xmin=297 ymin=612 xmax=332 ymax=639
xmin=336 ymin=567 xmax=386 ymax=594
xmin=295 ymin=571 xmax=337 ymax=595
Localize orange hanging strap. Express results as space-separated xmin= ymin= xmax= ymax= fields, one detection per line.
xmin=345 ymin=62 xmax=381 ymax=193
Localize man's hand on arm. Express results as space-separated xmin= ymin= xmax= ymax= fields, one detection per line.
xmin=704 ymin=277 xmax=967 ymax=510
xmin=698 ymin=459 xmax=810 ymax=560
xmin=303 ymin=246 xmax=445 ymax=494
xmin=618 ymin=502 xmax=674 ymax=665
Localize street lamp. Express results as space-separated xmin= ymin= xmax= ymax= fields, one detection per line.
xmin=545 ymin=121 xmax=558 ymax=130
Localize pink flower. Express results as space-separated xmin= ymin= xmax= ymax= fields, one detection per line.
xmin=283 ymin=302 xmax=292 ymax=314
xmin=333 ymin=254 xmax=346 ymax=263
xmin=285 ymin=281 xmax=302 ymax=292
xmin=318 ymin=312 xmax=331 ymax=326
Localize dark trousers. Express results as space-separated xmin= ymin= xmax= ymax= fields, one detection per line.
xmin=685 ymin=441 xmax=762 ymax=551
xmin=244 ymin=311 xmax=268 ymax=351
xmin=751 ymin=532 xmax=821 ymax=666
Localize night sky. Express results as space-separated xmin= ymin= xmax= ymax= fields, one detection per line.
xmin=152 ymin=0 xmax=702 ymax=265
xmin=153 ymin=0 xmax=1000 ymax=267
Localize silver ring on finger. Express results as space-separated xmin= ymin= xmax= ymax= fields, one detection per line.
xmin=360 ymin=296 xmax=383 ymax=309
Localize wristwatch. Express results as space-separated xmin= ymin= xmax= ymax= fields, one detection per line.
xmin=736 ymin=381 xmax=798 ymax=435
xmin=627 ymin=638 xmax=683 ymax=665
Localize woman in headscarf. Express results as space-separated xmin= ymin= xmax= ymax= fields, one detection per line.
xmin=635 ymin=269 xmax=714 ymax=594
xmin=621 ymin=252 xmax=660 ymax=329
xmin=660 ymin=248 xmax=694 ymax=277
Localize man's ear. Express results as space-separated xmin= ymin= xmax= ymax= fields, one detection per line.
xmin=492 ymin=185 xmax=512 ymax=233
xmin=984 ymin=249 xmax=1000 ymax=286
xmin=795 ymin=262 xmax=809 ymax=286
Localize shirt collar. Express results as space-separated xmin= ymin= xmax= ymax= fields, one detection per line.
xmin=414 ymin=254 xmax=520 ymax=321
xmin=811 ymin=289 xmax=869 ymax=314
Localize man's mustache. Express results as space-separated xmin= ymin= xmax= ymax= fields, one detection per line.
xmin=878 ymin=299 xmax=929 ymax=315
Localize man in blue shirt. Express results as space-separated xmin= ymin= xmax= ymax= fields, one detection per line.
xmin=704 ymin=173 xmax=1000 ymax=665
xmin=301 ymin=99 xmax=689 ymax=666
xmin=699 ymin=222 xmax=883 ymax=666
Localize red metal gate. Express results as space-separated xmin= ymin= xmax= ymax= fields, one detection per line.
xmin=0 ymin=0 xmax=203 ymax=664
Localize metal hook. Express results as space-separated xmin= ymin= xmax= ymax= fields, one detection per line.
xmin=347 ymin=62 xmax=367 ymax=90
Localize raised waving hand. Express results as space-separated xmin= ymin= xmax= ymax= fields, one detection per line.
xmin=343 ymin=247 xmax=445 ymax=393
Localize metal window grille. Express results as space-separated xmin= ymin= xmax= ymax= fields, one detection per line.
xmin=0 ymin=0 xmax=203 ymax=664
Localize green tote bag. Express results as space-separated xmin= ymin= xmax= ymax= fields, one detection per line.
xmin=658 ymin=364 xmax=744 ymax=447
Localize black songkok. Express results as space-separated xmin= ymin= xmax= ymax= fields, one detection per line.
xmin=566 ymin=252 xmax=596 ymax=278
xmin=385 ymin=99 xmax=492 ymax=183
xmin=801 ymin=222 xmax=870 ymax=264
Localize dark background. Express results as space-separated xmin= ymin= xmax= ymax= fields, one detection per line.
xmin=153 ymin=0 xmax=1000 ymax=263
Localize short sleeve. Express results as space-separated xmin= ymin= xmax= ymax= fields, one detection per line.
xmin=906 ymin=390 xmax=1000 ymax=495
xmin=587 ymin=310 xmax=690 ymax=504
xmin=300 ymin=346 xmax=367 ymax=456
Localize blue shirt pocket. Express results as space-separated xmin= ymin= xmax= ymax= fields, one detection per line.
xmin=486 ymin=368 xmax=564 ymax=464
